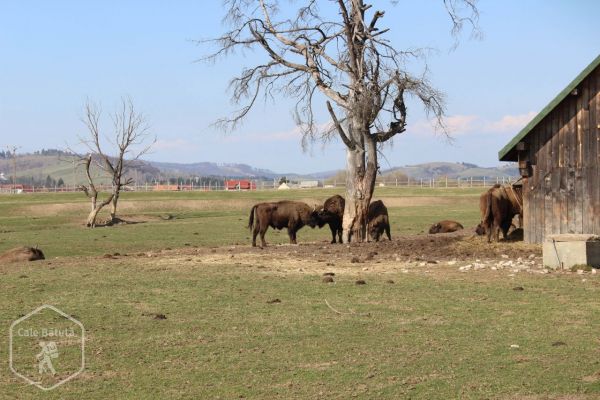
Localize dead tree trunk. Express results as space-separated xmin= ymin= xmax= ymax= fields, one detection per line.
xmin=78 ymin=154 xmax=114 ymax=228
xmin=342 ymin=118 xmax=378 ymax=242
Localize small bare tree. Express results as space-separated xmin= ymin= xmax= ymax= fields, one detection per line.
xmin=5 ymin=145 xmax=20 ymax=193
xmin=78 ymin=98 xmax=154 ymax=227
xmin=205 ymin=0 xmax=478 ymax=242
xmin=78 ymin=154 xmax=114 ymax=227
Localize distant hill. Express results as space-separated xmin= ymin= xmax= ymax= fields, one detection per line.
xmin=146 ymin=161 xmax=279 ymax=180
xmin=0 ymin=152 xmax=161 ymax=186
xmin=381 ymin=162 xmax=519 ymax=180
xmin=0 ymin=151 xmax=519 ymax=185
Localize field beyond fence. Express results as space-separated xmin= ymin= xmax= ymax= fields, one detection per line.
xmin=0 ymin=176 xmax=518 ymax=194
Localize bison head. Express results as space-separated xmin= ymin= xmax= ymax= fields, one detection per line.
xmin=475 ymin=223 xmax=486 ymax=236
xmin=305 ymin=205 xmax=320 ymax=228
xmin=311 ymin=206 xmax=330 ymax=228
xmin=368 ymin=225 xmax=380 ymax=242
xmin=428 ymin=223 xmax=441 ymax=234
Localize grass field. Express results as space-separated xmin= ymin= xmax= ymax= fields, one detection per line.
xmin=1 ymin=188 xmax=599 ymax=399
xmin=0 ymin=187 xmax=482 ymax=257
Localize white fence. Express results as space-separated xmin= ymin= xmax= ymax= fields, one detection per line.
xmin=0 ymin=176 xmax=518 ymax=194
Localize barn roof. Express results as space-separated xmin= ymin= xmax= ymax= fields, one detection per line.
xmin=498 ymin=54 xmax=600 ymax=162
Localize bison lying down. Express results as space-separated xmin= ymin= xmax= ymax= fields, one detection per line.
xmin=368 ymin=200 xmax=391 ymax=242
xmin=476 ymin=184 xmax=523 ymax=242
xmin=429 ymin=220 xmax=464 ymax=234
xmin=0 ymin=246 xmax=45 ymax=263
xmin=248 ymin=201 xmax=317 ymax=247
xmin=313 ymin=195 xmax=345 ymax=244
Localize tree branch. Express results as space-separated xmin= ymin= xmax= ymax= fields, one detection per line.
xmin=327 ymin=101 xmax=355 ymax=150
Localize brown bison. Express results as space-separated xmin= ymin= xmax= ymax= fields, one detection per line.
xmin=0 ymin=246 xmax=45 ymax=263
xmin=429 ymin=220 xmax=464 ymax=234
xmin=314 ymin=195 xmax=345 ymax=244
xmin=248 ymin=201 xmax=317 ymax=248
xmin=367 ymin=200 xmax=391 ymax=242
xmin=476 ymin=184 xmax=523 ymax=242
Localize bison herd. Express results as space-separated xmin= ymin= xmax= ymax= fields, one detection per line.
xmin=247 ymin=183 xmax=523 ymax=247
xmin=247 ymin=195 xmax=391 ymax=248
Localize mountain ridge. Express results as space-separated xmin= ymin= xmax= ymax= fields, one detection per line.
xmin=0 ymin=152 xmax=519 ymax=185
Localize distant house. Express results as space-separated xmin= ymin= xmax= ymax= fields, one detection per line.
xmin=154 ymin=184 xmax=180 ymax=191
xmin=499 ymin=55 xmax=600 ymax=243
xmin=0 ymin=184 xmax=33 ymax=193
xmin=298 ymin=180 xmax=321 ymax=188
xmin=225 ymin=179 xmax=256 ymax=191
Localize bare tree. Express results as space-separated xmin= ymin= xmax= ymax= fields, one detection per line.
xmin=5 ymin=146 xmax=20 ymax=193
xmin=204 ymin=0 xmax=478 ymax=242
xmin=78 ymin=154 xmax=114 ymax=227
xmin=78 ymin=98 xmax=154 ymax=227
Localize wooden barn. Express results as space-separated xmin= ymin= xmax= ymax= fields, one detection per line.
xmin=499 ymin=55 xmax=600 ymax=243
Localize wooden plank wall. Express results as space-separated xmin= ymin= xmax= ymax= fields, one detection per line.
xmin=522 ymin=66 xmax=600 ymax=243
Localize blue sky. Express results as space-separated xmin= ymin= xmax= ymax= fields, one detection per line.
xmin=0 ymin=1 xmax=598 ymax=174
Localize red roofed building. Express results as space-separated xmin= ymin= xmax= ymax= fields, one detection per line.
xmin=225 ymin=180 xmax=256 ymax=191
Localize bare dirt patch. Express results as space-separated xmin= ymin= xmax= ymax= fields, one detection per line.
xmin=131 ymin=230 xmax=552 ymax=281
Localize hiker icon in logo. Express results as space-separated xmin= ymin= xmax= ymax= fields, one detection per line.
xmin=9 ymin=304 xmax=85 ymax=391
xmin=37 ymin=341 xmax=58 ymax=376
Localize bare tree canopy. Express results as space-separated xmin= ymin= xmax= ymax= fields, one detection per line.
xmin=204 ymin=0 xmax=479 ymax=242
xmin=77 ymin=98 xmax=154 ymax=227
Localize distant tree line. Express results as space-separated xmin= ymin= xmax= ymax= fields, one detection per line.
xmin=159 ymin=176 xmax=225 ymax=186
xmin=0 ymin=149 xmax=75 ymax=159
xmin=34 ymin=149 xmax=74 ymax=157
xmin=2 ymin=175 xmax=65 ymax=187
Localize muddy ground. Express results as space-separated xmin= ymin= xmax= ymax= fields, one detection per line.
xmin=115 ymin=228 xmax=562 ymax=280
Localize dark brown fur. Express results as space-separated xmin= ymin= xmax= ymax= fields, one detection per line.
xmin=314 ymin=195 xmax=345 ymax=244
xmin=476 ymin=184 xmax=523 ymax=242
xmin=0 ymin=247 xmax=45 ymax=263
xmin=429 ymin=220 xmax=464 ymax=234
xmin=367 ymin=200 xmax=391 ymax=242
xmin=248 ymin=201 xmax=317 ymax=247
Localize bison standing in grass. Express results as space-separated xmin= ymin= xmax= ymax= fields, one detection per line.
xmin=476 ymin=184 xmax=523 ymax=242
xmin=367 ymin=200 xmax=391 ymax=242
xmin=314 ymin=195 xmax=345 ymax=244
xmin=248 ymin=201 xmax=317 ymax=248
xmin=429 ymin=220 xmax=464 ymax=234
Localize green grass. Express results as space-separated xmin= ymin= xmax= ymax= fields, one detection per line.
xmin=1 ymin=261 xmax=599 ymax=399
xmin=0 ymin=188 xmax=483 ymax=257
xmin=1 ymin=188 xmax=598 ymax=399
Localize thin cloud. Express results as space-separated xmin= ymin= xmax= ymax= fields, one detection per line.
xmin=153 ymin=138 xmax=199 ymax=151
xmin=221 ymin=123 xmax=332 ymax=143
xmin=483 ymin=111 xmax=537 ymax=133
xmin=410 ymin=112 xmax=536 ymax=136
xmin=446 ymin=114 xmax=480 ymax=134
